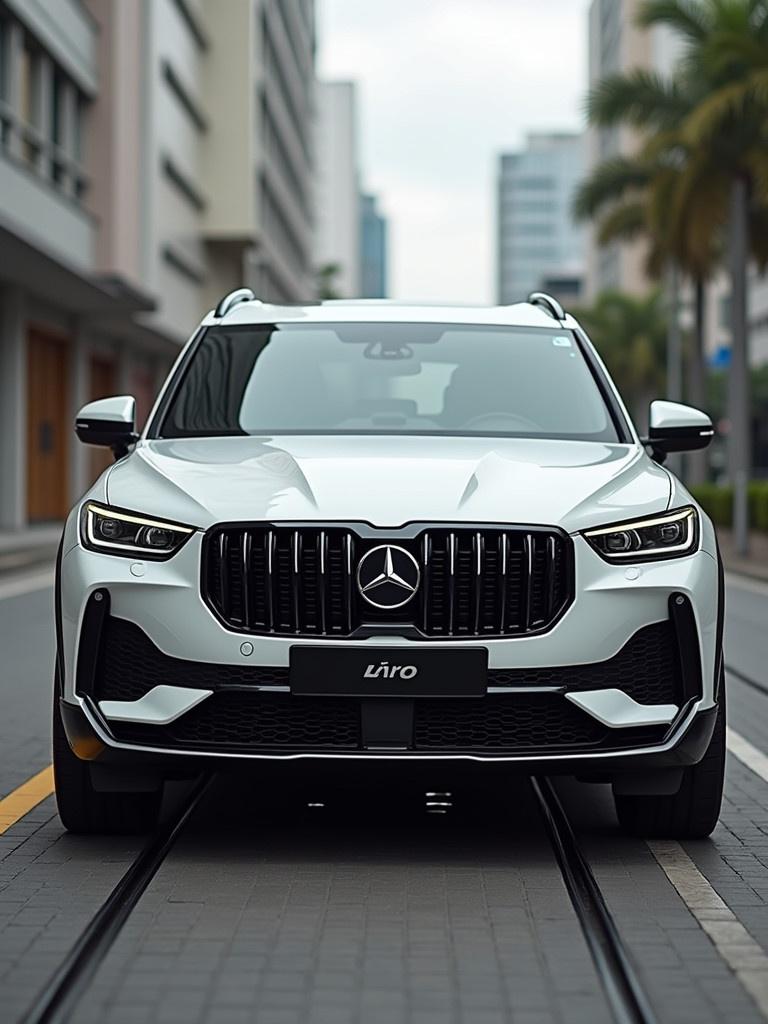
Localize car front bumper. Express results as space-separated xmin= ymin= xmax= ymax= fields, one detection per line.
xmin=58 ymin=524 xmax=720 ymax=767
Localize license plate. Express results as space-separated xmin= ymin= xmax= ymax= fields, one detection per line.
xmin=290 ymin=647 xmax=488 ymax=697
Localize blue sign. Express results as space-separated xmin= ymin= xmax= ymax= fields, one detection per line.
xmin=709 ymin=346 xmax=731 ymax=369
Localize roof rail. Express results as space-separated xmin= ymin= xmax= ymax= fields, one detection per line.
xmin=527 ymin=291 xmax=566 ymax=322
xmin=214 ymin=287 xmax=259 ymax=318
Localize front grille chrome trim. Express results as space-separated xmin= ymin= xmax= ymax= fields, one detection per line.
xmin=202 ymin=522 xmax=574 ymax=641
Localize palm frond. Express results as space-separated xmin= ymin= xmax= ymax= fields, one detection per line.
xmin=636 ymin=0 xmax=713 ymax=41
xmin=596 ymin=201 xmax=648 ymax=246
xmin=586 ymin=69 xmax=687 ymax=129
xmin=571 ymin=157 xmax=650 ymax=221
xmin=682 ymin=79 xmax=752 ymax=146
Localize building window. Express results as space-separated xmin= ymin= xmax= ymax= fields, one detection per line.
xmin=18 ymin=38 xmax=41 ymax=166
xmin=161 ymin=154 xmax=207 ymax=212
xmin=506 ymin=199 xmax=553 ymax=214
xmin=0 ymin=18 xmax=9 ymax=149
xmin=73 ymin=94 xmax=86 ymax=162
xmin=50 ymin=69 xmax=65 ymax=184
xmin=50 ymin=69 xmax=63 ymax=145
xmin=161 ymin=59 xmax=208 ymax=133
xmin=0 ymin=18 xmax=8 ymax=102
xmin=512 ymin=223 xmax=555 ymax=237
xmin=514 ymin=177 xmax=555 ymax=190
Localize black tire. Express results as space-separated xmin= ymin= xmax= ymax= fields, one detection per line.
xmin=53 ymin=678 xmax=161 ymax=835
xmin=614 ymin=681 xmax=725 ymax=839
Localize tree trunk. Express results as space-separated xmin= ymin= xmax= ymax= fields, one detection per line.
xmin=666 ymin=263 xmax=683 ymax=476
xmin=727 ymin=177 xmax=751 ymax=556
xmin=687 ymin=277 xmax=709 ymax=486
xmin=666 ymin=263 xmax=683 ymax=402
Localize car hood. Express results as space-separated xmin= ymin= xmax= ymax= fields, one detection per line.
xmin=105 ymin=435 xmax=671 ymax=534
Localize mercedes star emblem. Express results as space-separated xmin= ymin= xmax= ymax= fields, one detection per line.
xmin=356 ymin=545 xmax=421 ymax=609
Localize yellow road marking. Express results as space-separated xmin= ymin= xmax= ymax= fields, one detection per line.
xmin=0 ymin=766 xmax=55 ymax=834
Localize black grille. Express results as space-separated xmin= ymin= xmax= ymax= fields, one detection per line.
xmin=94 ymin=617 xmax=289 ymax=703
xmin=414 ymin=696 xmax=605 ymax=750
xmin=109 ymin=691 xmax=665 ymax=755
xmin=92 ymin=617 xmax=673 ymax=756
xmin=487 ymin=621 xmax=685 ymax=706
xmin=203 ymin=525 xmax=572 ymax=639
xmin=111 ymin=692 xmax=361 ymax=751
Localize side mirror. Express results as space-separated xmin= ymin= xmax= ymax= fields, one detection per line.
xmin=644 ymin=400 xmax=714 ymax=461
xmin=75 ymin=396 xmax=138 ymax=458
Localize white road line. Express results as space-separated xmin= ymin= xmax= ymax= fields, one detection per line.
xmin=0 ymin=569 xmax=54 ymax=602
xmin=726 ymin=571 xmax=768 ymax=597
xmin=645 ymin=729 xmax=768 ymax=1018
xmin=727 ymin=727 xmax=768 ymax=784
xmin=649 ymin=840 xmax=768 ymax=1018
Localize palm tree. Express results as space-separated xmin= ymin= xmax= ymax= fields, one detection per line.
xmin=572 ymin=133 xmax=719 ymax=482
xmin=573 ymin=290 xmax=667 ymax=427
xmin=316 ymin=262 xmax=343 ymax=300
xmin=636 ymin=0 xmax=768 ymax=551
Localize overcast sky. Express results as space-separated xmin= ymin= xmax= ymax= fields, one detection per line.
xmin=317 ymin=0 xmax=592 ymax=304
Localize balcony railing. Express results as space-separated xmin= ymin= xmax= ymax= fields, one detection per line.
xmin=0 ymin=98 xmax=89 ymax=206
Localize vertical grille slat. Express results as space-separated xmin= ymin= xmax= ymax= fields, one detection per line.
xmin=205 ymin=525 xmax=571 ymax=639
xmin=447 ymin=532 xmax=457 ymax=635
xmin=318 ymin=531 xmax=328 ymax=635
xmin=421 ymin=533 xmax=431 ymax=634
xmin=218 ymin=532 xmax=231 ymax=621
xmin=266 ymin=529 xmax=275 ymax=631
xmin=240 ymin=530 xmax=252 ymax=629
xmin=291 ymin=530 xmax=302 ymax=633
xmin=498 ymin=533 xmax=508 ymax=635
xmin=546 ymin=535 xmax=557 ymax=623
xmin=344 ymin=532 xmax=354 ymax=634
xmin=473 ymin=531 xmax=483 ymax=634
xmin=523 ymin=534 xmax=534 ymax=631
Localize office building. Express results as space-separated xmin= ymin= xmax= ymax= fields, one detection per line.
xmin=359 ymin=193 xmax=388 ymax=298
xmin=496 ymin=133 xmax=585 ymax=305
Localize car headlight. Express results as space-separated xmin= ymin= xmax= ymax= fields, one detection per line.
xmin=81 ymin=503 xmax=194 ymax=559
xmin=583 ymin=506 xmax=699 ymax=562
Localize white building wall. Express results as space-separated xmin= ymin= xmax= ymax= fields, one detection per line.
xmin=314 ymin=81 xmax=361 ymax=298
xmin=141 ymin=0 xmax=212 ymax=343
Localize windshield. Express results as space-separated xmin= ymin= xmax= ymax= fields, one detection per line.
xmin=157 ymin=322 xmax=620 ymax=442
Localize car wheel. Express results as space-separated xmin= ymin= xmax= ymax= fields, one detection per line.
xmin=53 ymin=671 xmax=161 ymax=835
xmin=614 ymin=671 xmax=725 ymax=839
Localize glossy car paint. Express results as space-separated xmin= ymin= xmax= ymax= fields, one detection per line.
xmin=58 ymin=300 xmax=720 ymax=763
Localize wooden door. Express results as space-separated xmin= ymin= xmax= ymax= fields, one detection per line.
xmin=88 ymin=355 xmax=118 ymax=482
xmin=26 ymin=328 xmax=71 ymax=522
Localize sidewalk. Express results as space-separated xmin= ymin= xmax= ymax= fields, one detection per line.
xmin=717 ymin=528 xmax=768 ymax=583
xmin=0 ymin=525 xmax=61 ymax=576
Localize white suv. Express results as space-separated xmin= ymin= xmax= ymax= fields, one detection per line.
xmin=55 ymin=291 xmax=724 ymax=837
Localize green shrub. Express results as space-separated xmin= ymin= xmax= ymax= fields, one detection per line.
xmin=689 ymin=484 xmax=732 ymax=527
xmin=689 ymin=482 xmax=768 ymax=532
xmin=749 ymin=482 xmax=768 ymax=532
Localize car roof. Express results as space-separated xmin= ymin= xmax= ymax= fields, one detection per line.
xmin=202 ymin=299 xmax=580 ymax=331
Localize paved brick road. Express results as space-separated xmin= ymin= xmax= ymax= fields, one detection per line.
xmin=2 ymin=574 xmax=768 ymax=1023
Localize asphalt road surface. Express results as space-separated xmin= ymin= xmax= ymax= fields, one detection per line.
xmin=1 ymin=566 xmax=768 ymax=1023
